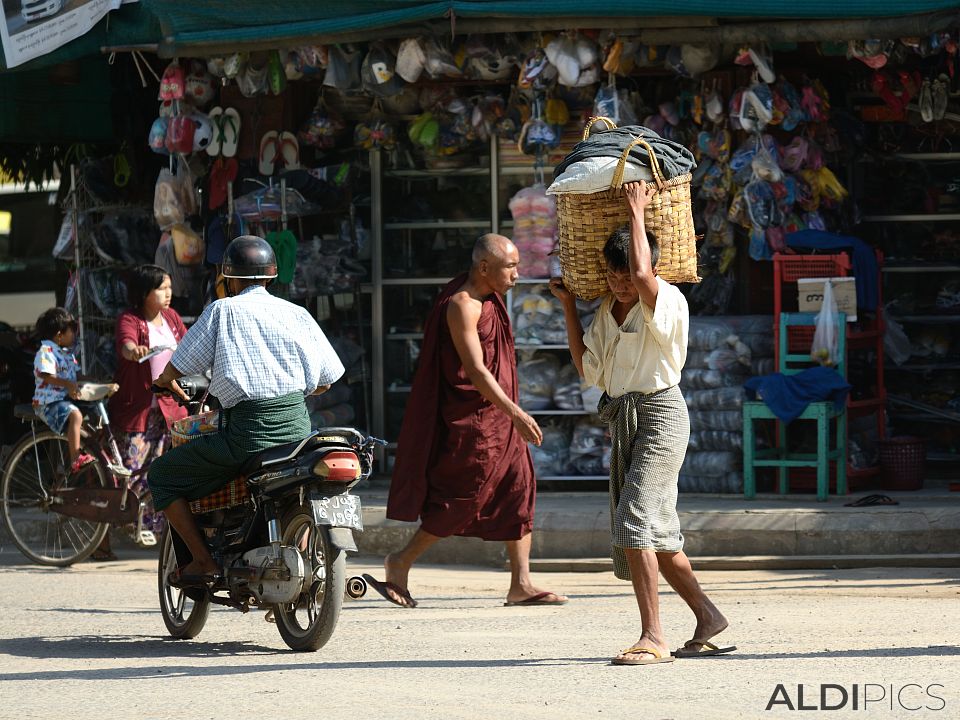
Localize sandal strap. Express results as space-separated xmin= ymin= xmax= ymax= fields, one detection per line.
xmin=621 ymin=645 xmax=662 ymax=659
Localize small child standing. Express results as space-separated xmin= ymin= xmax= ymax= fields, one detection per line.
xmin=33 ymin=307 xmax=94 ymax=475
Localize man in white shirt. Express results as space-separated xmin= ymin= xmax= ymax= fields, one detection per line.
xmin=150 ymin=236 xmax=344 ymax=587
xmin=551 ymin=182 xmax=732 ymax=665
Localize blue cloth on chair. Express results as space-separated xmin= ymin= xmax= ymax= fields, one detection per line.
xmin=785 ymin=230 xmax=879 ymax=312
xmin=743 ymin=367 xmax=852 ymax=423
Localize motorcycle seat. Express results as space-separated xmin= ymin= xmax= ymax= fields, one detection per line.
xmin=238 ymin=431 xmax=319 ymax=476
xmin=14 ymin=404 xmax=38 ymax=420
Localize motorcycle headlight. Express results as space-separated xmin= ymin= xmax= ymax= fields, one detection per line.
xmin=312 ymin=451 xmax=361 ymax=482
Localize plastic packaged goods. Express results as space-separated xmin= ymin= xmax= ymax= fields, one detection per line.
xmin=680 ymin=368 xmax=740 ymax=390
xmin=569 ymin=416 xmax=608 ymax=457
xmin=530 ymin=421 xmax=572 ymax=476
xmin=678 ymin=472 xmax=742 ymax=493
xmin=684 ymin=387 xmax=744 ymax=410
xmin=688 ymin=430 xmax=743 ymax=452
xmin=751 ymin=358 xmax=776 ymax=377
xmin=518 ymin=352 xmax=561 ymax=409
xmin=553 ymin=364 xmax=584 ymax=410
xmin=689 ymin=410 xmax=742 ymax=432
xmin=687 ymin=319 xmax=738 ymax=350
xmin=681 ymin=451 xmax=739 ymax=476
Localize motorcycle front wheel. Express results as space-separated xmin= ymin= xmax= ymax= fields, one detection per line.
xmin=273 ymin=504 xmax=345 ymax=652
xmin=157 ymin=528 xmax=210 ymax=639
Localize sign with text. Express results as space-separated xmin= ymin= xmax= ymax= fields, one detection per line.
xmin=797 ymin=277 xmax=857 ymax=322
xmin=1 ymin=0 xmax=135 ymax=69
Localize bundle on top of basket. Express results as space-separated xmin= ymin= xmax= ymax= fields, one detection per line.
xmin=548 ymin=116 xmax=700 ymax=300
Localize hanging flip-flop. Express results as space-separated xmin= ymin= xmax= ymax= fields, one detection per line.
xmin=259 ymin=131 xmax=279 ymax=175
xmin=279 ymin=131 xmax=300 ymax=170
xmin=220 ymin=107 xmax=241 ymax=158
xmin=206 ymin=106 xmax=224 ymax=157
xmin=113 ymin=152 xmax=130 ymax=188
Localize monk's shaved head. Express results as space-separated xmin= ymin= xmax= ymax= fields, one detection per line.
xmin=472 ymin=233 xmax=514 ymax=266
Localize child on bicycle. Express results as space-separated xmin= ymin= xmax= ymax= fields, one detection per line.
xmin=32 ymin=307 xmax=94 ymax=475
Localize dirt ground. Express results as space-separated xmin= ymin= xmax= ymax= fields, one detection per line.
xmin=0 ymin=550 xmax=956 ymax=719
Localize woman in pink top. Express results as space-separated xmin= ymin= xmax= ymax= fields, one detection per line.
xmin=104 ymin=265 xmax=189 ymax=559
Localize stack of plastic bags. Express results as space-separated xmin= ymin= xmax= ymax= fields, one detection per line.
xmin=679 ymin=316 xmax=774 ymax=493
xmin=508 ymin=186 xmax=557 ymax=278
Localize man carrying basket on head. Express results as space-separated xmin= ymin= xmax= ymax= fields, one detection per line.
xmin=149 ymin=236 xmax=344 ymax=587
xmin=550 ymin=182 xmax=732 ymax=665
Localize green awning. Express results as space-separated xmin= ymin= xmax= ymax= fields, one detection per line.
xmin=143 ymin=0 xmax=960 ymax=56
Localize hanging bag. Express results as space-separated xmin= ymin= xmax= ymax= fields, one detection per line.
xmin=810 ymin=279 xmax=840 ymax=367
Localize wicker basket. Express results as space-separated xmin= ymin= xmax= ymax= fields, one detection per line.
xmin=879 ymin=436 xmax=926 ymax=491
xmin=555 ymin=116 xmax=700 ymax=300
xmin=171 ymin=409 xmax=222 ymax=448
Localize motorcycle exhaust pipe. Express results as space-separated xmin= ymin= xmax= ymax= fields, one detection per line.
xmin=346 ymin=575 xmax=367 ymax=599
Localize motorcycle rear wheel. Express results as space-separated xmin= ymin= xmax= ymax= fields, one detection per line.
xmin=273 ymin=504 xmax=345 ymax=652
xmin=157 ymin=529 xmax=210 ymax=639
xmin=1 ymin=429 xmax=110 ymax=566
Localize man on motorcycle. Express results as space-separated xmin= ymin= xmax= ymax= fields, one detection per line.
xmin=149 ymin=236 xmax=344 ymax=587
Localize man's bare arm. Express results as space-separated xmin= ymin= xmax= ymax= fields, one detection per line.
xmin=447 ymin=295 xmax=543 ymax=445
xmin=625 ymin=182 xmax=660 ymax=310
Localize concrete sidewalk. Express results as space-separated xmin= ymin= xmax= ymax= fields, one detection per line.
xmin=355 ymin=487 xmax=960 ymax=567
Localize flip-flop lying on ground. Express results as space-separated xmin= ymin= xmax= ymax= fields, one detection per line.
xmin=612 ymin=645 xmax=676 ymax=666
xmin=503 ymin=591 xmax=569 ymax=607
xmin=844 ymin=494 xmax=899 ymax=507
xmin=672 ymin=639 xmax=738 ymax=658
xmin=362 ymin=573 xmax=418 ymax=608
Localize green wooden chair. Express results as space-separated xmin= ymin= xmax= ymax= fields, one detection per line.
xmin=743 ymin=312 xmax=847 ymax=502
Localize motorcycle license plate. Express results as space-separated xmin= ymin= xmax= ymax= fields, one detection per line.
xmin=310 ymin=494 xmax=363 ymax=531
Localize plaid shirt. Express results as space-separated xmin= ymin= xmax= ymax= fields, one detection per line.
xmin=171 ymin=286 xmax=344 ymax=409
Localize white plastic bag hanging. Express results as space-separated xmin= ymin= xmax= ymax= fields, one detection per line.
xmin=810 ymin=279 xmax=839 ymax=367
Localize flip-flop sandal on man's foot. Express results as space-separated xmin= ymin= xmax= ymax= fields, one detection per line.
xmin=167 ymin=569 xmax=219 ymax=589
xmin=503 ymin=591 xmax=569 ymax=607
xmin=362 ymin=573 xmax=418 ymax=608
xmin=672 ymin=639 xmax=738 ymax=658
xmin=611 ymin=645 xmax=675 ymax=666
xmin=844 ymin=494 xmax=899 ymax=507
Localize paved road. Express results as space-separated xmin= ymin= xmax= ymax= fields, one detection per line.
xmin=0 ymin=548 xmax=956 ymax=719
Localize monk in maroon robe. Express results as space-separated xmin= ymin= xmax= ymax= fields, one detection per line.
xmin=364 ymin=234 xmax=568 ymax=608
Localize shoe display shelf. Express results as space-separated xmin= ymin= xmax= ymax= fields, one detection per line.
xmin=855 ymin=152 xmax=960 ymax=470
xmin=370 ymin=142 xmax=607 ymax=482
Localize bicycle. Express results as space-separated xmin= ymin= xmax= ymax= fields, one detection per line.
xmin=1 ymin=376 xmax=209 ymax=566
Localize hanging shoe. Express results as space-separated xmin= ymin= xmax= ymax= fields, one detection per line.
xmin=919 ymin=79 xmax=934 ymax=122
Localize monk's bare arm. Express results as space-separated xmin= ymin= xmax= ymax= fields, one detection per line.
xmin=447 ymin=295 xmax=543 ymax=446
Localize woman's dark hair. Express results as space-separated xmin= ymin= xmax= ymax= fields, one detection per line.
xmin=35 ymin=307 xmax=77 ymax=340
xmin=127 ymin=264 xmax=170 ymax=310
xmin=602 ymin=224 xmax=660 ymax=272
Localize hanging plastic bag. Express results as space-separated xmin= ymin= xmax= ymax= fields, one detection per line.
xmin=810 ymin=279 xmax=840 ymax=366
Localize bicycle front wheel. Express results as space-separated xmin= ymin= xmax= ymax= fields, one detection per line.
xmin=1 ymin=429 xmax=110 ymax=566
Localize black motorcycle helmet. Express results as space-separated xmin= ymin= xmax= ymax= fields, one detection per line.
xmin=221 ymin=235 xmax=278 ymax=280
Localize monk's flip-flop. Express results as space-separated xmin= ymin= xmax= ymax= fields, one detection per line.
xmin=503 ymin=591 xmax=569 ymax=607
xmin=362 ymin=573 xmax=418 ymax=608
xmin=611 ymin=645 xmax=676 ymax=666
xmin=672 ymin=639 xmax=737 ymax=658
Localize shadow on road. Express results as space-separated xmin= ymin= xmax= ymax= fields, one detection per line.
xmin=0 ymin=634 xmax=282 ymax=662
xmin=0 ymin=636 xmax=956 ymax=682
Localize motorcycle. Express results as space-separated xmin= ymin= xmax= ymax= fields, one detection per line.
xmin=154 ymin=384 xmax=383 ymax=652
